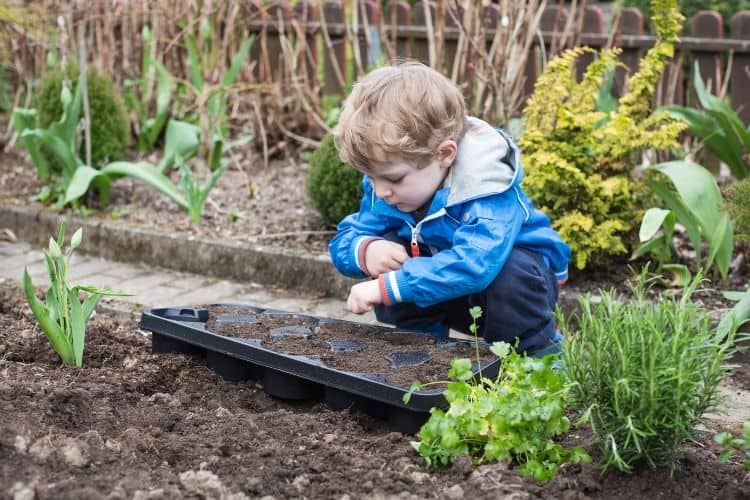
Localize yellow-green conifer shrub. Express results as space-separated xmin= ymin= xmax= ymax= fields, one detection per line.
xmin=728 ymin=178 xmax=750 ymax=241
xmin=521 ymin=0 xmax=686 ymax=270
xmin=36 ymin=65 xmax=129 ymax=169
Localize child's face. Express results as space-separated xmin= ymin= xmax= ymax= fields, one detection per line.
xmin=366 ymin=156 xmax=450 ymax=213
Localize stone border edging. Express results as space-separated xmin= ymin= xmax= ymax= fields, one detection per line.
xmin=0 ymin=204 xmax=357 ymax=297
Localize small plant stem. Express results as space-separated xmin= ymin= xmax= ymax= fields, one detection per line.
xmin=78 ymin=23 xmax=92 ymax=167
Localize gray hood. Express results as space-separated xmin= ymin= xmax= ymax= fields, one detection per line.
xmin=444 ymin=116 xmax=518 ymax=207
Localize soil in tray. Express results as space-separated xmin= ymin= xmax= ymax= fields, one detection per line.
xmin=205 ymin=305 xmax=496 ymax=389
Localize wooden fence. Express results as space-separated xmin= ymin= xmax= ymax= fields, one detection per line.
xmin=11 ymin=1 xmax=750 ymax=123
xmin=243 ymin=1 xmax=750 ymax=122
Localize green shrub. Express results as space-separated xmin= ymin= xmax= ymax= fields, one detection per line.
xmin=306 ymin=134 xmax=363 ymax=226
xmin=728 ymin=177 xmax=750 ymax=241
xmin=562 ymin=274 xmax=735 ymax=473
xmin=36 ymin=64 xmax=129 ymax=168
xmin=520 ymin=0 xmax=685 ymax=270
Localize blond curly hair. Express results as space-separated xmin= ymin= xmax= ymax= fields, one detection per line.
xmin=333 ymin=61 xmax=468 ymax=171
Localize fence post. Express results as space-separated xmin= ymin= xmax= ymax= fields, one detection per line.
xmin=576 ymin=5 xmax=605 ymax=79
xmin=357 ymin=0 xmax=380 ymax=73
xmin=412 ymin=1 xmax=434 ymax=67
xmin=692 ymin=10 xmax=724 ymax=95
xmin=731 ymin=11 xmax=750 ymax=124
xmin=539 ymin=5 xmax=568 ymax=59
xmin=322 ymin=1 xmax=346 ymax=94
xmin=292 ymin=1 xmax=318 ymax=87
xmin=245 ymin=1 xmax=266 ymax=82
xmin=613 ymin=7 xmax=644 ymax=98
xmin=386 ymin=1 xmax=411 ymax=60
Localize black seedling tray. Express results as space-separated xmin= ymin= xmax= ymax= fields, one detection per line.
xmin=139 ymin=303 xmax=500 ymax=433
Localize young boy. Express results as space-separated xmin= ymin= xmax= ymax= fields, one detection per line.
xmin=329 ymin=61 xmax=570 ymax=356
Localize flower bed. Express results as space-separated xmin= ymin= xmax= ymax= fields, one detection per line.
xmin=2 ymin=283 xmax=750 ymax=499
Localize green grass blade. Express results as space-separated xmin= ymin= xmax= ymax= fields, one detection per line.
xmin=184 ymin=33 xmax=204 ymax=91
xmin=23 ymin=268 xmax=75 ymax=365
xmin=222 ymin=35 xmax=255 ymax=87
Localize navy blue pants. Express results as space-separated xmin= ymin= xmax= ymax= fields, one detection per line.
xmin=373 ymin=243 xmax=560 ymax=353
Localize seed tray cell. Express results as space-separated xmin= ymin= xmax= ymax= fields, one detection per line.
xmin=139 ymin=304 xmax=500 ymax=433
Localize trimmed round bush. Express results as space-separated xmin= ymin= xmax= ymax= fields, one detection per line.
xmin=36 ymin=65 xmax=129 ymax=168
xmin=306 ymin=134 xmax=363 ymax=227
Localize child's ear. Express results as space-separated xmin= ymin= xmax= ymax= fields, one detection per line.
xmin=437 ymin=140 xmax=458 ymax=168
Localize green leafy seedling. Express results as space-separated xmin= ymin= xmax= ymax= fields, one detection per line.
xmin=403 ymin=307 xmax=589 ymax=482
xmin=23 ymin=222 xmax=131 ymax=367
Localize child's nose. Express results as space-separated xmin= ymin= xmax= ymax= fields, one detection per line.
xmin=374 ymin=182 xmax=392 ymax=199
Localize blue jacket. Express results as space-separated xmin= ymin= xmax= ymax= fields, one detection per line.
xmin=329 ymin=117 xmax=570 ymax=308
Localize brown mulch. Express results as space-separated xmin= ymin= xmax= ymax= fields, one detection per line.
xmin=3 ymin=284 xmax=750 ymax=500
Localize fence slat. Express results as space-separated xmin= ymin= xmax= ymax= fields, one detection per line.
xmin=576 ymin=5 xmax=605 ymax=79
xmin=357 ymin=0 xmax=380 ymax=74
xmin=731 ymin=11 xmax=750 ymax=124
xmin=293 ymin=0 xmax=318 ymax=87
xmin=323 ymin=1 xmax=346 ymax=94
xmin=412 ymin=1 xmax=434 ymax=67
xmin=387 ymin=1 xmax=412 ymax=60
xmin=692 ymin=10 xmax=724 ymax=95
xmin=613 ymin=7 xmax=644 ymax=98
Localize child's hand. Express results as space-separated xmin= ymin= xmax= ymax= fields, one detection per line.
xmin=346 ymin=280 xmax=382 ymax=314
xmin=365 ymin=240 xmax=409 ymax=276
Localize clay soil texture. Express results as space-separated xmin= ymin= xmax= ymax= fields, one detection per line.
xmin=3 ymin=284 xmax=750 ymax=500
xmin=205 ymin=305 xmax=497 ymax=390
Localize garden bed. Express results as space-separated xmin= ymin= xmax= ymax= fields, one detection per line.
xmin=1 ymin=146 xmax=749 ymax=305
xmin=3 ymin=283 xmax=750 ymax=499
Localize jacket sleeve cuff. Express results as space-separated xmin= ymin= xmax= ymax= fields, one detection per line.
xmin=379 ymin=270 xmax=412 ymax=305
xmin=353 ymin=237 xmax=382 ymax=276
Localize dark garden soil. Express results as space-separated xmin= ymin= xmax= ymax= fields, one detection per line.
xmin=3 ymin=284 xmax=750 ymax=500
xmin=205 ymin=305 xmax=497 ymax=389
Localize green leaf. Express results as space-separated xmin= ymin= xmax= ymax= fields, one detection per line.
xmin=403 ymin=380 xmax=422 ymax=404
xmin=489 ymin=342 xmax=511 ymax=359
xmin=716 ymin=286 xmax=750 ymax=340
xmin=12 ymin=107 xmax=52 ymax=180
xmin=158 ymin=120 xmax=201 ymax=173
xmin=448 ymin=358 xmax=474 ymax=381
xmin=648 ymin=178 xmax=702 ymax=255
xmin=63 ymin=165 xmax=107 ymax=205
xmin=21 ymin=129 xmax=83 ymax=177
xmin=76 ymin=284 xmax=132 ymax=296
xmin=184 ymin=33 xmax=204 ymax=91
xmin=661 ymin=264 xmax=692 ymax=287
xmin=70 ymin=228 xmax=83 ymax=250
xmin=650 ymin=161 xmax=731 ymax=270
xmin=69 ymin=288 xmax=86 ymax=367
xmin=140 ymin=62 xmax=174 ymax=150
xmin=48 ymin=237 xmax=63 ymax=259
xmin=639 ymin=208 xmax=672 ymax=242
xmin=101 ymin=161 xmax=188 ymax=210
xmin=81 ymin=292 xmax=100 ymax=323
xmin=23 ymin=268 xmax=75 ymax=365
xmin=222 ymin=35 xmax=254 ymax=87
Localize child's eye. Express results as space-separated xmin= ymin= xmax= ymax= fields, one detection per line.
xmin=387 ymin=176 xmax=404 ymax=184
